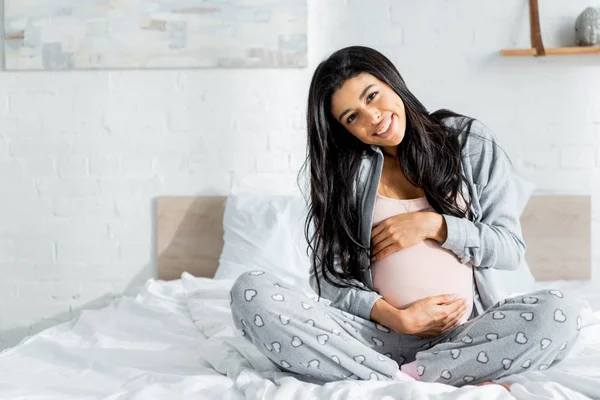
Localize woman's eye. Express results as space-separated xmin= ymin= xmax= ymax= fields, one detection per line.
xmin=367 ymin=92 xmax=377 ymax=102
xmin=346 ymin=114 xmax=356 ymax=124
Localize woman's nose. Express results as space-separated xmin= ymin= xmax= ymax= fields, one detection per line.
xmin=367 ymin=108 xmax=381 ymax=125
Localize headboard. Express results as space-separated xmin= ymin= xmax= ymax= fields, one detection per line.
xmin=157 ymin=195 xmax=591 ymax=282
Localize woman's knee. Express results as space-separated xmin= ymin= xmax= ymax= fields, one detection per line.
xmin=527 ymin=289 xmax=581 ymax=341
xmin=231 ymin=270 xmax=276 ymax=299
xmin=230 ymin=271 xmax=279 ymax=322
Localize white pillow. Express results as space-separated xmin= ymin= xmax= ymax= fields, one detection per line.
xmin=213 ymin=193 xmax=314 ymax=294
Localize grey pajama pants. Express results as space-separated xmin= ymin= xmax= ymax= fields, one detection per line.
xmin=230 ymin=271 xmax=581 ymax=387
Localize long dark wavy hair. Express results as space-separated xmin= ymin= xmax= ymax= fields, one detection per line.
xmin=299 ymin=45 xmax=478 ymax=297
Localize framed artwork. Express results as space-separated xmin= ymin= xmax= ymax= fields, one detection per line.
xmin=4 ymin=0 xmax=307 ymax=70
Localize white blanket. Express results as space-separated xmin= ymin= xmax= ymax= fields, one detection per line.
xmin=0 ymin=274 xmax=599 ymax=400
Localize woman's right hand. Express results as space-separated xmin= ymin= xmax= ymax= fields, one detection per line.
xmin=397 ymin=294 xmax=468 ymax=338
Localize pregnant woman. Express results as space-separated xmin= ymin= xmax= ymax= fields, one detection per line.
xmin=229 ymin=46 xmax=581 ymax=388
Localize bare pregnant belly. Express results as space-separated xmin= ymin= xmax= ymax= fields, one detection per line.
xmin=371 ymin=239 xmax=474 ymax=323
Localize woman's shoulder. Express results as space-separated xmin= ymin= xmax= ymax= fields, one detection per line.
xmin=441 ymin=116 xmax=509 ymax=185
xmin=441 ymin=116 xmax=499 ymax=156
xmin=442 ymin=116 xmax=495 ymax=140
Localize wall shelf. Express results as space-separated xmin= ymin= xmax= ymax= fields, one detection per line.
xmin=500 ymin=0 xmax=600 ymax=57
xmin=501 ymin=47 xmax=600 ymax=56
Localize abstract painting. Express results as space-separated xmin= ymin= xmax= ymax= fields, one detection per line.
xmin=4 ymin=0 xmax=307 ymax=70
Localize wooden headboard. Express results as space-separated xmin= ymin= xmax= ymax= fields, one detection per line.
xmin=156 ymin=195 xmax=591 ymax=282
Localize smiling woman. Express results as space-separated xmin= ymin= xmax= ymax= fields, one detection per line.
xmin=229 ymin=45 xmax=582 ymax=389
xmin=327 ymin=70 xmax=473 ymax=321
xmin=331 ymin=74 xmax=407 ymax=151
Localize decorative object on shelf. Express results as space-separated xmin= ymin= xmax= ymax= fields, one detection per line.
xmin=501 ymin=0 xmax=600 ymax=56
xmin=4 ymin=0 xmax=307 ymax=70
xmin=575 ymin=7 xmax=600 ymax=46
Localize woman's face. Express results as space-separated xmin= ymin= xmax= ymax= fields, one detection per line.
xmin=330 ymin=73 xmax=407 ymax=152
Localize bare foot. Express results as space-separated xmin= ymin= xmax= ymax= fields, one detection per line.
xmin=475 ymin=381 xmax=511 ymax=391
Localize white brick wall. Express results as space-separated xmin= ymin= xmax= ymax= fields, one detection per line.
xmin=1 ymin=0 xmax=599 ymax=349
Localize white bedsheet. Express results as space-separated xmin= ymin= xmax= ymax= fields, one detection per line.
xmin=0 ymin=275 xmax=599 ymax=400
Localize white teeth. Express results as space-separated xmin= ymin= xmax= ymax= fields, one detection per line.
xmin=375 ymin=117 xmax=391 ymax=135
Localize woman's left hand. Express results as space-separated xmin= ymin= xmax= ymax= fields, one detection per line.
xmin=370 ymin=212 xmax=447 ymax=261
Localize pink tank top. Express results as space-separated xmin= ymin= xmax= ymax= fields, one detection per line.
xmin=371 ymin=194 xmax=473 ymax=322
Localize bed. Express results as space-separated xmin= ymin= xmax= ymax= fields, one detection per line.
xmin=0 ymin=194 xmax=599 ymax=400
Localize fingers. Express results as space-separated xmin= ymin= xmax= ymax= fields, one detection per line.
xmin=446 ymin=297 xmax=467 ymax=314
xmin=429 ymin=293 xmax=461 ymax=305
xmin=371 ymin=221 xmax=387 ymax=241
xmin=412 ymin=296 xmax=467 ymax=338
xmin=441 ymin=313 xmax=463 ymax=332
xmin=441 ymin=302 xmax=468 ymax=331
xmin=371 ymin=230 xmax=383 ymax=250
xmin=371 ymin=243 xmax=400 ymax=262
xmin=371 ymin=236 xmax=396 ymax=257
xmin=446 ymin=300 xmax=467 ymax=321
xmin=439 ymin=320 xmax=458 ymax=335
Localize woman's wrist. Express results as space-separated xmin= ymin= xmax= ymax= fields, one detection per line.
xmin=423 ymin=212 xmax=448 ymax=243
xmin=370 ymin=298 xmax=410 ymax=334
